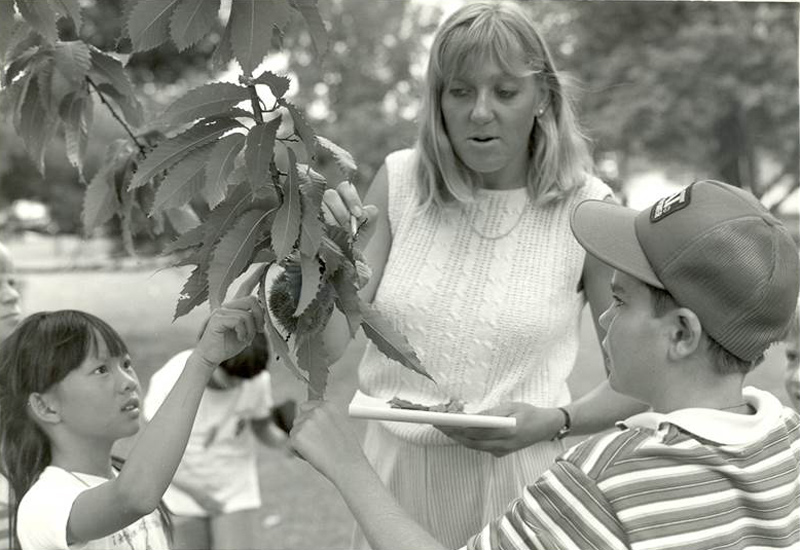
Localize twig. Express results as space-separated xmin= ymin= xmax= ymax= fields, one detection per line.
xmin=86 ymin=77 xmax=146 ymax=155
xmin=249 ymin=84 xmax=264 ymax=124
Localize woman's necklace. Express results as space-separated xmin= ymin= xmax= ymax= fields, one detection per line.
xmin=467 ymin=192 xmax=529 ymax=240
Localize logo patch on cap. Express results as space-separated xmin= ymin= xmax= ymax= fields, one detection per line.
xmin=650 ymin=185 xmax=692 ymax=222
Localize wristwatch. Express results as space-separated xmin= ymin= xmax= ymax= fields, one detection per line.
xmin=551 ymin=407 xmax=572 ymax=441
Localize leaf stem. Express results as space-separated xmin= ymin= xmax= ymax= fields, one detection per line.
xmin=86 ymin=77 xmax=146 ymax=155
xmin=249 ymin=84 xmax=264 ymax=124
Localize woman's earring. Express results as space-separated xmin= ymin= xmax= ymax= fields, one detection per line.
xmin=537 ymin=107 xmax=544 ymax=116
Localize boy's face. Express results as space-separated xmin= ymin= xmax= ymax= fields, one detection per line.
xmin=599 ymin=271 xmax=668 ymax=404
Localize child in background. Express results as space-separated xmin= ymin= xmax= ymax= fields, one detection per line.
xmin=0 ymin=298 xmax=263 ymax=550
xmin=144 ymin=330 xmax=286 ymax=550
xmin=0 ymin=241 xmax=23 ymax=550
xmin=291 ymin=180 xmax=800 ymax=550
xmin=784 ymin=298 xmax=800 ymax=411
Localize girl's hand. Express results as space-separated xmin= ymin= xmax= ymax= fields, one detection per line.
xmin=322 ymin=181 xmax=380 ymax=244
xmin=785 ymin=365 xmax=800 ymax=412
xmin=290 ymin=400 xmax=369 ymax=483
xmin=435 ymin=403 xmax=565 ymax=457
xmin=195 ymin=296 xmax=264 ymax=367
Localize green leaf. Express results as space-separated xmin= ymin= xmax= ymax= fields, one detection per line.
xmin=165 ymin=205 xmax=201 ymax=233
xmin=170 ymin=0 xmax=219 ymax=51
xmin=361 ymin=303 xmax=433 ymax=382
xmin=164 ymin=222 xmax=205 ymax=254
xmin=262 ymin=281 xmax=309 ymax=385
xmin=95 ymin=82 xmax=144 ymax=128
xmin=291 ymin=0 xmax=328 ymax=56
xmin=16 ymin=0 xmax=58 ymax=43
xmin=280 ymin=99 xmax=315 ymax=160
xmin=174 ymin=266 xmax=209 ymax=320
xmin=245 ymin=115 xmax=281 ymax=194
xmin=332 ymin=268 xmax=362 ymax=338
xmin=0 ymin=2 xmax=18 ymax=60
xmin=53 ymin=40 xmax=91 ymax=84
xmin=162 ymin=82 xmax=250 ymax=125
xmin=4 ymin=44 xmax=40 ymax=87
xmin=88 ymin=47 xmax=136 ymax=98
xmin=210 ymin=13 xmax=233 ymax=70
xmin=294 ymin=252 xmax=321 ymax=317
xmin=316 ymin=135 xmax=357 ymax=179
xmin=130 ymin=117 xmax=243 ymax=189
xmin=271 ymin=147 xmax=302 ymax=260
xmin=318 ymin=232 xmax=344 ymax=273
xmin=295 ymin=331 xmax=330 ymax=400
xmin=127 ymin=0 xmax=181 ymax=53
xmin=228 ymin=0 xmax=290 ymax=75
xmin=209 ymin=208 xmax=272 ymax=308
xmin=204 ymin=132 xmax=246 ymax=209
xmin=83 ymin=165 xmax=120 ymax=231
xmin=37 ymin=56 xmax=75 ymax=111
xmin=198 ymin=182 xmax=255 ymax=259
xmin=18 ymin=76 xmax=60 ymax=173
xmin=59 ymin=89 xmax=93 ymax=177
xmin=150 ymin=143 xmax=213 ymax=214
xmin=298 ymin=163 xmax=325 ymax=256
xmin=253 ymin=70 xmax=290 ymax=99
xmin=50 ymin=0 xmax=82 ymax=33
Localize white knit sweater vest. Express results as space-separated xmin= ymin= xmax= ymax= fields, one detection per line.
xmin=359 ymin=148 xmax=611 ymax=445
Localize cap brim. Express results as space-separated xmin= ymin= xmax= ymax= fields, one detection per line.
xmin=571 ymin=200 xmax=664 ymax=289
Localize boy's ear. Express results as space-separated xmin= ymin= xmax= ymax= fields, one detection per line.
xmin=28 ymin=392 xmax=61 ymax=424
xmin=666 ymin=308 xmax=703 ymax=360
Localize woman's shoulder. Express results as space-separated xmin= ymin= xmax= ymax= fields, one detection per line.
xmin=575 ymin=173 xmax=613 ymax=202
xmin=384 ymin=147 xmax=417 ymax=170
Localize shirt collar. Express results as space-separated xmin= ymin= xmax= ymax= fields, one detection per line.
xmin=618 ymin=386 xmax=785 ymax=446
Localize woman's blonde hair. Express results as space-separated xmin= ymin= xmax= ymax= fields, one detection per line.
xmin=415 ymin=0 xmax=593 ymax=208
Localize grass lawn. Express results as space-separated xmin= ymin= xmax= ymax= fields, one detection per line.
xmin=18 ymin=267 xmax=795 ymax=549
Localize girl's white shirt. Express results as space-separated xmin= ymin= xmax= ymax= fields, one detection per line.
xmin=17 ymin=466 xmax=168 ymax=550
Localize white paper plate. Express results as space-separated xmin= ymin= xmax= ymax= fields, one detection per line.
xmin=348 ymin=392 xmax=516 ymax=428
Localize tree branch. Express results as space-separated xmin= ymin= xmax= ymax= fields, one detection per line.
xmin=86 ymin=77 xmax=146 ymax=155
xmin=249 ymin=84 xmax=264 ymax=124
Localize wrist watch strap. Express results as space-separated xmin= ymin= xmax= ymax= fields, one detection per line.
xmin=551 ymin=406 xmax=572 ymax=441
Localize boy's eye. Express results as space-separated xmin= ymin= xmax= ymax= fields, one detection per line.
xmin=122 ymin=360 xmax=134 ymax=370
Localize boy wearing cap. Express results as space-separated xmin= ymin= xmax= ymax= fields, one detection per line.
xmin=291 ymin=180 xmax=800 ymax=550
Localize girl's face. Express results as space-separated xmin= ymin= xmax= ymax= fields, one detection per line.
xmin=0 ymin=244 xmax=22 ymax=343
xmin=51 ymin=335 xmax=141 ymax=441
xmin=441 ymin=57 xmax=542 ymax=190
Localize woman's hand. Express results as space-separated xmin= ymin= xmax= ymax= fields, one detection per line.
xmin=322 ymin=181 xmax=380 ymax=244
xmin=195 ymin=296 xmax=264 ymax=367
xmin=290 ymin=400 xmax=370 ymax=483
xmin=435 ymin=403 xmax=564 ymax=457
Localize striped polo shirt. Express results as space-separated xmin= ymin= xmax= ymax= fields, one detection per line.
xmin=465 ymin=387 xmax=800 ymax=550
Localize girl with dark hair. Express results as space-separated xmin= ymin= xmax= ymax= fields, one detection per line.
xmin=0 ymin=299 xmax=263 ymax=550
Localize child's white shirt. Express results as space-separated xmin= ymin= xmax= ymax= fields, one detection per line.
xmin=143 ymin=349 xmax=274 ymax=516
xmin=17 ymin=466 xmax=168 ymax=550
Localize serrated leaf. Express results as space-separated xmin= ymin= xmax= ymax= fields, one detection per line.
xmin=245 ymin=115 xmax=281 ymax=194
xmin=263 ymin=289 xmax=309 ymax=385
xmin=316 ymin=135 xmax=357 ymax=179
xmin=164 ymin=221 xmax=205 ymax=254
xmin=198 ymin=182 xmax=254 ymax=257
xmin=319 ymin=232 xmax=345 ymax=273
xmin=175 ymin=266 xmax=209 ymax=320
xmin=150 ymin=143 xmax=213 ymax=214
xmin=165 ymin=204 xmax=201 ymax=233
xmin=170 ymin=0 xmax=219 ymax=51
xmin=210 ymin=13 xmax=233 ymax=70
xmin=95 ymin=82 xmax=144 ymax=128
xmin=18 ymin=76 xmax=60 ymax=173
xmin=51 ymin=0 xmax=82 ymax=33
xmin=162 ymin=82 xmax=250 ymax=125
xmin=16 ymin=0 xmax=58 ymax=43
xmin=332 ymin=268 xmax=362 ymax=338
xmin=271 ymin=148 xmax=302 ymax=260
xmin=298 ymin=164 xmax=325 ymax=256
xmin=204 ymin=132 xmax=246 ymax=209
xmin=294 ymin=252 xmax=322 ymax=317
xmin=229 ymin=0 xmax=290 ymax=75
xmin=4 ymin=45 xmax=41 ymax=87
xmin=361 ymin=303 xmax=433 ymax=382
xmin=59 ymin=89 xmax=93 ymax=177
xmin=281 ymin=100 xmax=315 ymax=160
xmin=295 ymin=331 xmax=330 ymax=400
xmin=6 ymin=26 xmax=41 ymax=68
xmin=39 ymin=58 xmax=75 ymax=111
xmin=253 ymin=70 xmax=290 ymax=99
xmin=131 ymin=117 xmax=243 ymax=189
xmin=127 ymin=0 xmax=181 ymax=53
xmin=53 ymin=41 xmax=91 ymax=84
xmin=291 ymin=0 xmax=328 ymax=56
xmin=82 ymin=165 xmax=120 ymax=231
xmin=88 ymin=47 xmax=136 ymax=98
xmin=209 ymin=208 xmax=272 ymax=308
xmin=0 ymin=2 xmax=18 ymax=60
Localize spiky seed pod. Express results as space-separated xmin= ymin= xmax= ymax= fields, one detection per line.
xmin=269 ymin=265 xmax=302 ymax=334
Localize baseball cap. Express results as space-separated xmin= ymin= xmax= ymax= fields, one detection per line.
xmin=570 ymin=180 xmax=800 ymax=362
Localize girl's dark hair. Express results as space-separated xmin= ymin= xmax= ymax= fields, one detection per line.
xmin=197 ymin=318 xmax=269 ymax=379
xmin=0 ymin=310 xmax=127 ymax=545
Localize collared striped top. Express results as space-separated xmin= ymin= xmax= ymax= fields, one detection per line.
xmin=465 ymin=387 xmax=800 ymax=550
